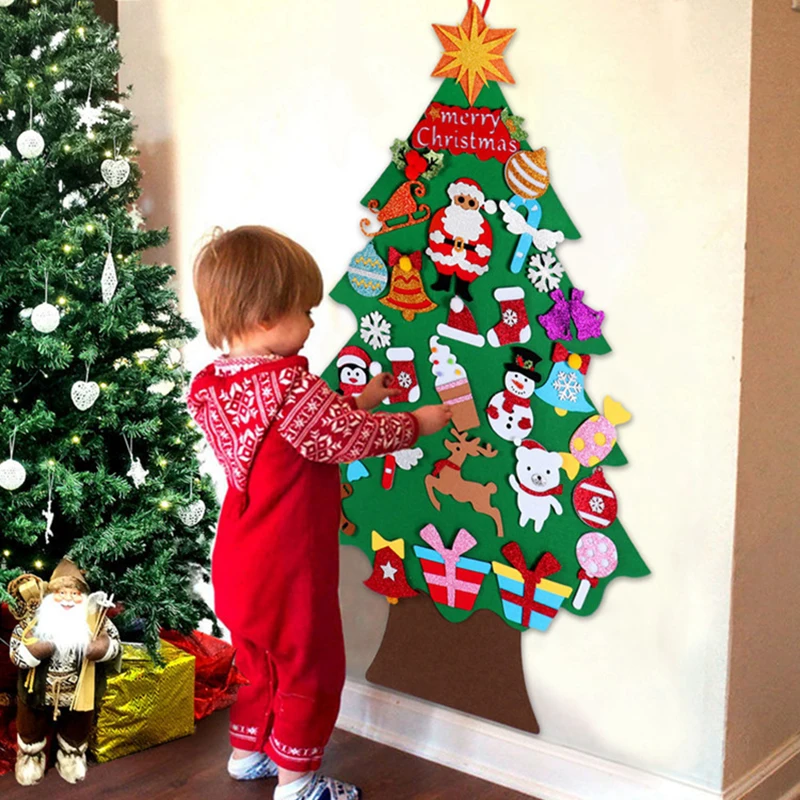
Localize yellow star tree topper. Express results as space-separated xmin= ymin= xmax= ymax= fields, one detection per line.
xmin=432 ymin=2 xmax=516 ymax=106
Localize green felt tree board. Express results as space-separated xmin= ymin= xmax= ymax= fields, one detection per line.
xmin=323 ymin=77 xmax=649 ymax=631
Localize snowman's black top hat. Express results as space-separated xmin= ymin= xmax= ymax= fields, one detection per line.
xmin=506 ymin=347 xmax=542 ymax=382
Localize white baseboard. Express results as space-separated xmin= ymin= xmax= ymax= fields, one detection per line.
xmin=337 ymin=679 xmax=722 ymax=800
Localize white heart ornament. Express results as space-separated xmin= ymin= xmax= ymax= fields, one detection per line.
xmin=71 ymin=380 xmax=100 ymax=411
xmin=178 ymin=499 xmax=206 ymax=527
xmin=101 ymin=158 xmax=130 ymax=188
xmin=17 ymin=130 xmax=44 ymax=159
xmin=0 ymin=459 xmax=26 ymax=491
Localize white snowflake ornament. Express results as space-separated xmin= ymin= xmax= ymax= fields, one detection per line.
xmin=360 ymin=311 xmax=392 ymax=350
xmin=101 ymin=251 xmax=118 ymax=303
xmin=16 ymin=130 xmax=44 ymax=159
xmin=62 ymin=190 xmax=87 ymax=210
xmin=128 ymin=204 xmax=145 ymax=229
xmin=101 ymin=157 xmax=130 ymax=188
xmin=502 ymin=309 xmax=518 ymax=327
xmin=76 ymin=102 xmax=105 ymax=132
xmin=553 ymin=370 xmax=581 ymax=403
xmin=127 ymin=458 xmax=149 ymax=488
xmin=589 ymin=496 xmax=606 ymax=514
xmin=527 ymin=252 xmax=564 ymax=293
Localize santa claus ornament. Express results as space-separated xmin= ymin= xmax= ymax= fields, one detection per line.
xmin=336 ymin=345 xmax=375 ymax=398
xmin=380 ymin=247 xmax=437 ymax=322
xmin=427 ymin=177 xmax=496 ymax=302
xmin=363 ymin=531 xmax=418 ymax=604
xmin=573 ymin=468 xmax=618 ymax=529
xmin=7 ymin=559 xmax=120 ymax=786
xmin=485 ymin=347 xmax=542 ymax=444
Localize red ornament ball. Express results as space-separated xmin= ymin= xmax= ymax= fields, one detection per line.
xmin=572 ymin=468 xmax=618 ymax=529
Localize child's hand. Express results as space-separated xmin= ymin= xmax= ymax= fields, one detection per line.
xmin=412 ymin=404 xmax=453 ymax=436
xmin=356 ymin=372 xmax=401 ymax=410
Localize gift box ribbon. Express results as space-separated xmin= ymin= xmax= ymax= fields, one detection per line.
xmin=420 ymin=524 xmax=478 ymax=607
xmin=500 ymin=543 xmax=562 ymax=627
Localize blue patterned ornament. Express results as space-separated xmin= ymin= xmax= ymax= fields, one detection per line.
xmin=535 ymin=343 xmax=594 ymax=416
xmin=348 ymin=242 xmax=388 ymax=298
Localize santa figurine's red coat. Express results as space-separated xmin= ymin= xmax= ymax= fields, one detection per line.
xmin=426 ymin=178 xmax=496 ymax=285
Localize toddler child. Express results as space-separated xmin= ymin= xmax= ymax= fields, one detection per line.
xmin=188 ymin=226 xmax=451 ymax=800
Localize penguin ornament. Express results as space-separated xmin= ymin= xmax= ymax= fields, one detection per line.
xmin=485 ymin=347 xmax=542 ymax=444
xmin=337 ymin=345 xmax=373 ymax=397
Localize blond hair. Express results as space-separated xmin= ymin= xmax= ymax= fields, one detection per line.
xmin=193 ymin=226 xmax=323 ymax=350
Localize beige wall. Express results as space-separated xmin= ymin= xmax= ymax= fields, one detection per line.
xmin=120 ymin=1 xmax=753 ymax=791
xmin=725 ymin=1 xmax=800 ymax=788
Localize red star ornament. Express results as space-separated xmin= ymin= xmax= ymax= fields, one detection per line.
xmin=432 ymin=3 xmax=516 ymax=106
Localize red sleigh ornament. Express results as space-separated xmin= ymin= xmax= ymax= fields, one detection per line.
xmin=360 ymin=150 xmax=432 ymax=237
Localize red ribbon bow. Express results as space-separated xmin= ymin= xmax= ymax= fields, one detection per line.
xmin=500 ymin=543 xmax=561 ymax=627
xmin=388 ymin=247 xmax=422 ymax=271
xmin=578 ymin=568 xmax=600 ymax=588
xmin=552 ymin=343 xmax=590 ymax=375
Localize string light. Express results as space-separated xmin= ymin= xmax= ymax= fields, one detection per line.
xmin=48 ymin=459 xmax=55 ymax=466
xmin=76 ymin=26 xmax=86 ymax=39
xmin=49 ymin=65 xmax=59 ymax=74
xmin=186 ymin=420 xmax=196 ymax=429
xmin=71 ymin=435 xmax=81 ymax=444
xmin=159 ymin=499 xmax=172 ymax=511
xmin=157 ymin=457 xmax=168 ymax=468
xmin=99 ymin=382 xmax=108 ymax=389
xmin=26 ymin=80 xmax=36 ymax=90
xmin=87 ymin=131 xmax=95 ymax=140
xmin=63 ymin=144 xmax=71 ymax=153
xmin=57 ymin=296 xmax=67 ymax=306
xmin=34 ymin=560 xmax=43 ymax=570
xmin=85 ymin=223 xmax=94 ymax=233
xmin=2 ymin=550 xmax=10 ymax=558
xmin=62 ymin=243 xmax=73 ymax=254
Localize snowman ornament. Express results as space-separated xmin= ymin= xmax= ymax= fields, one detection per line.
xmin=485 ymin=347 xmax=542 ymax=444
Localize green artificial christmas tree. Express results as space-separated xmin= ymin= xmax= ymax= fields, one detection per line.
xmin=323 ymin=2 xmax=649 ymax=732
xmin=0 ymin=0 xmax=216 ymax=652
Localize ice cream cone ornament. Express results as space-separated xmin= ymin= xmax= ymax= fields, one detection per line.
xmin=428 ymin=335 xmax=480 ymax=431
xmin=380 ymin=247 xmax=437 ymax=322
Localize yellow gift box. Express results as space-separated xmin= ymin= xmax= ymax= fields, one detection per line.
xmin=91 ymin=640 xmax=195 ymax=763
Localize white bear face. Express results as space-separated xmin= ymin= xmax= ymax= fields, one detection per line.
xmin=515 ymin=446 xmax=562 ymax=491
xmin=340 ymin=365 xmax=367 ymax=389
xmin=504 ymin=369 xmax=536 ymax=400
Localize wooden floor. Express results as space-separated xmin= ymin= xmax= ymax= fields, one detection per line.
xmin=0 ymin=708 xmax=537 ymax=799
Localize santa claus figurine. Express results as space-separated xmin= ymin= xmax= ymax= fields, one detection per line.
xmin=8 ymin=559 xmax=120 ymax=786
xmin=336 ymin=345 xmax=373 ymax=397
xmin=427 ymin=177 xmax=496 ymax=302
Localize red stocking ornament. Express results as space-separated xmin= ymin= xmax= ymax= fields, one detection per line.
xmin=487 ymin=287 xmax=531 ymax=347
xmin=382 ymin=347 xmax=420 ymax=404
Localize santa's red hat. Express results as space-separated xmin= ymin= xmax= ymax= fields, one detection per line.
xmin=337 ymin=345 xmax=370 ymax=370
xmin=447 ymin=178 xmax=497 ymax=214
xmin=519 ymin=440 xmax=546 ymax=451
xmin=436 ymin=296 xmax=485 ymax=347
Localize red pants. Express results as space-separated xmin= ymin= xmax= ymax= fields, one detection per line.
xmin=228 ymin=618 xmax=345 ymax=772
xmin=215 ymin=432 xmax=346 ymax=772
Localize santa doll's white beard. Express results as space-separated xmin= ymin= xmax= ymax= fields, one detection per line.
xmin=442 ymin=204 xmax=485 ymax=242
xmin=34 ymin=593 xmax=92 ymax=659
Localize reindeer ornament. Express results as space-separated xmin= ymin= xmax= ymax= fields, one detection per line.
xmin=425 ymin=429 xmax=504 ymax=538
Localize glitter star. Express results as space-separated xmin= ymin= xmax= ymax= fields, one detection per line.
xmin=380 ymin=561 xmax=398 ymax=581
xmin=431 ymin=3 xmax=516 ymax=106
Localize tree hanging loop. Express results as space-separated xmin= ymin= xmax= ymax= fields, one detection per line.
xmin=467 ymin=0 xmax=491 ymax=16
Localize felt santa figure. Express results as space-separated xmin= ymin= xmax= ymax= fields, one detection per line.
xmin=427 ymin=178 xmax=496 ymax=302
xmin=336 ymin=345 xmax=373 ymax=397
xmin=8 ymin=559 xmax=120 ymax=786
xmin=485 ymin=347 xmax=543 ymax=444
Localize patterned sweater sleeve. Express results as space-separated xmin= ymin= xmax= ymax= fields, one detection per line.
xmin=276 ymin=366 xmax=418 ymax=464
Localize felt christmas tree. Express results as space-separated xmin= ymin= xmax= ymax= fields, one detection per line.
xmin=324 ymin=2 xmax=650 ymax=732
xmin=0 ymin=0 xmax=216 ymax=653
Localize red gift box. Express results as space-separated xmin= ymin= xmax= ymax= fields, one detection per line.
xmin=160 ymin=630 xmax=247 ymax=722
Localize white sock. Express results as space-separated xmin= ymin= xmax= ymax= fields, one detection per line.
xmin=274 ymin=773 xmax=313 ymax=800
xmin=227 ymin=750 xmax=268 ymax=777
